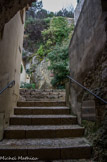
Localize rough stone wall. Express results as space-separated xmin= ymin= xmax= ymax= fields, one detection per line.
xmin=0 ymin=0 xmax=35 ymax=33
xmin=34 ymin=58 xmax=53 ymax=89
xmin=0 ymin=10 xmax=25 ymax=140
xmin=19 ymin=89 xmax=65 ymax=102
xmin=69 ymin=0 xmax=107 ymax=123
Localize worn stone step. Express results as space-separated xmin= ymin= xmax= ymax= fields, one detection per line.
xmin=20 ymin=89 xmax=65 ymax=94
xmin=20 ymin=92 xmax=65 ymax=101
xmin=21 ymin=93 xmax=65 ymax=97
xmin=10 ymin=115 xmax=77 ymax=125
xmin=23 ymin=98 xmax=65 ymax=102
xmin=17 ymin=101 xmax=66 ymax=107
xmin=19 ymin=88 xmax=66 ymax=100
xmin=4 ymin=125 xmax=84 ymax=139
xmin=14 ymin=107 xmax=70 ymax=115
xmin=20 ymin=92 xmax=65 ymax=95
xmin=0 ymin=138 xmax=92 ymax=160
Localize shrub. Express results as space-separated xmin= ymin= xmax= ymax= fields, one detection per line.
xmin=20 ymin=82 xmax=36 ymax=89
xmin=48 ymin=44 xmax=70 ymax=88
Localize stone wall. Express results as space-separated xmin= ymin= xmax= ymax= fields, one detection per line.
xmin=19 ymin=89 xmax=65 ymax=102
xmin=0 ymin=0 xmax=35 ymax=33
xmin=34 ymin=58 xmax=53 ymax=89
xmin=69 ymin=0 xmax=107 ymax=123
xmin=0 ymin=10 xmax=25 ymax=140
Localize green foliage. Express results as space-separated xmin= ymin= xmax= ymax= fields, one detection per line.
xmin=35 ymin=16 xmax=70 ymax=60
xmin=56 ymin=7 xmax=74 ymax=18
xmin=34 ymin=16 xmax=74 ymax=88
xmin=25 ymin=16 xmax=34 ymax=27
xmin=26 ymin=0 xmax=43 ymax=19
xmin=48 ymin=44 xmax=70 ymax=88
xmin=42 ymin=17 xmax=69 ymax=44
xmin=24 ymin=1 xmax=74 ymax=88
xmin=26 ymin=1 xmax=55 ymax=20
xmin=20 ymin=82 xmax=36 ymax=89
xmin=37 ymin=45 xmax=44 ymax=57
xmin=24 ymin=18 xmax=50 ymax=52
xmin=44 ymin=17 xmax=51 ymax=25
xmin=36 ymin=45 xmax=47 ymax=61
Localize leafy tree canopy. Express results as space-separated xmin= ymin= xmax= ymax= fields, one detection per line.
xmin=56 ymin=6 xmax=74 ymax=18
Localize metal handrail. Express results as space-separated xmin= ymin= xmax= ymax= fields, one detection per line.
xmin=0 ymin=80 xmax=15 ymax=95
xmin=67 ymin=76 xmax=107 ymax=104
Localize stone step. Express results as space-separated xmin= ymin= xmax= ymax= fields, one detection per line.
xmin=19 ymin=89 xmax=65 ymax=101
xmin=20 ymin=94 xmax=65 ymax=102
xmin=14 ymin=107 xmax=70 ymax=115
xmin=20 ymin=92 xmax=65 ymax=95
xmin=10 ymin=115 xmax=77 ymax=125
xmin=17 ymin=101 xmax=66 ymax=107
xmin=4 ymin=125 xmax=84 ymax=139
xmin=20 ymin=89 xmax=65 ymax=93
xmin=22 ymin=98 xmax=65 ymax=102
xmin=0 ymin=138 xmax=92 ymax=160
xmin=20 ymin=93 xmax=65 ymax=97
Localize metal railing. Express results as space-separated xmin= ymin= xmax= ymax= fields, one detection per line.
xmin=67 ymin=76 xmax=107 ymax=104
xmin=0 ymin=80 xmax=15 ymax=95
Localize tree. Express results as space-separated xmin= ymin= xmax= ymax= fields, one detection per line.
xmin=35 ymin=17 xmax=74 ymax=88
xmin=48 ymin=12 xmax=55 ymax=17
xmin=42 ymin=17 xmax=69 ymax=45
xmin=36 ymin=9 xmax=48 ymax=19
xmin=24 ymin=18 xmax=50 ymax=52
xmin=77 ymin=0 xmax=80 ymax=4
xmin=26 ymin=1 xmax=55 ymax=19
xmin=56 ymin=6 xmax=74 ymax=18
xmin=57 ymin=10 xmax=63 ymax=17
xmin=26 ymin=0 xmax=43 ymax=18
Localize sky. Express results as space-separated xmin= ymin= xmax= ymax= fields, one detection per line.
xmin=42 ymin=0 xmax=77 ymax=12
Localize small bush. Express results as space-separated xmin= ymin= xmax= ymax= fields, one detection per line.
xmin=20 ymin=82 xmax=35 ymax=89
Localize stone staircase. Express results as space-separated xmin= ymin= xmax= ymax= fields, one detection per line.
xmin=0 ymin=89 xmax=92 ymax=161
